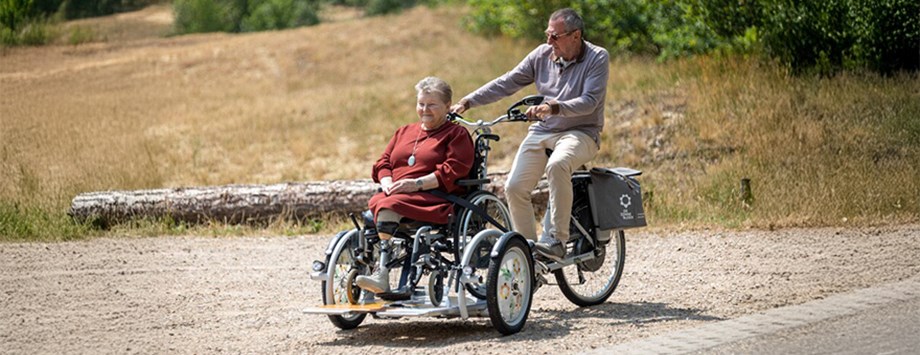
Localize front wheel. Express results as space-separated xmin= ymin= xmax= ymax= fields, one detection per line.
xmin=321 ymin=230 xmax=368 ymax=330
xmin=486 ymin=236 xmax=533 ymax=335
xmin=555 ymin=230 xmax=626 ymax=307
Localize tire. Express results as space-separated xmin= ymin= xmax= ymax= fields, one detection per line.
xmin=427 ymin=271 xmax=445 ymax=307
xmin=486 ymin=237 xmax=533 ymax=335
xmin=455 ymin=192 xmax=512 ymax=299
xmin=321 ymin=230 xmax=368 ymax=330
xmin=555 ymin=230 xmax=626 ymax=307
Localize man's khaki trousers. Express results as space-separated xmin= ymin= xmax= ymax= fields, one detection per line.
xmin=504 ymin=130 xmax=598 ymax=242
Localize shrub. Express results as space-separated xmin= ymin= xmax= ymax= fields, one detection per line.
xmin=1 ymin=0 xmax=54 ymax=46
xmin=365 ymin=0 xmax=413 ymax=16
xmin=849 ymin=0 xmax=920 ymax=73
xmin=58 ymin=0 xmax=152 ymax=19
xmin=465 ymin=0 xmax=919 ymax=73
xmin=173 ymin=0 xmax=238 ymax=33
xmin=241 ymin=0 xmax=318 ymax=32
xmin=1 ymin=17 xmax=54 ymax=46
xmin=174 ymin=0 xmax=320 ymax=34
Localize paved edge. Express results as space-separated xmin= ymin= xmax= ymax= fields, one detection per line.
xmin=583 ymin=275 xmax=920 ymax=355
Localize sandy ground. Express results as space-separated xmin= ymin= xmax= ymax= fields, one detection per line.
xmin=3 ymin=224 xmax=919 ymax=354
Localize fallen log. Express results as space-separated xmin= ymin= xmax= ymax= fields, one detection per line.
xmin=69 ymin=172 xmax=549 ymax=227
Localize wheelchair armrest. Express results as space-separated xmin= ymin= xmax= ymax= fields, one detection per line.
xmin=456 ymin=178 xmax=490 ymax=186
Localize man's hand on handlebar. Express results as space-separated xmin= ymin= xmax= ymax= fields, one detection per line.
xmin=450 ymin=99 xmax=469 ymax=115
xmin=525 ymin=104 xmax=550 ymax=121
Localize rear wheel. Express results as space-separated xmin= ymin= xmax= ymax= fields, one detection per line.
xmin=455 ymin=192 xmax=512 ymax=299
xmin=486 ymin=237 xmax=533 ymax=335
xmin=555 ymin=230 xmax=625 ymax=307
xmin=321 ymin=230 xmax=368 ymax=330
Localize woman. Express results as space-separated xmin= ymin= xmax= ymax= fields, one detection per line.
xmin=356 ymin=76 xmax=475 ymax=294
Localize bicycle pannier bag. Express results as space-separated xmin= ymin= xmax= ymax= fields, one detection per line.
xmin=588 ymin=167 xmax=646 ymax=230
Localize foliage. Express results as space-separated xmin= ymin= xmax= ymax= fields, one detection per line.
xmin=1 ymin=0 xmax=50 ymax=45
xmin=1 ymin=0 xmax=152 ymax=45
xmin=242 ymin=0 xmax=319 ymax=31
xmin=58 ymin=0 xmax=151 ymax=19
xmin=364 ymin=0 xmax=414 ymax=16
xmin=173 ymin=0 xmax=321 ymax=34
xmin=464 ymin=0 xmax=920 ymax=73
xmin=323 ymin=0 xmax=445 ymax=16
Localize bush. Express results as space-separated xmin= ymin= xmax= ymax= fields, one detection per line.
xmin=1 ymin=16 xmax=54 ymax=46
xmin=850 ymin=0 xmax=920 ymax=73
xmin=365 ymin=0 xmax=413 ymax=16
xmin=1 ymin=0 xmax=53 ymax=46
xmin=465 ymin=0 xmax=919 ymax=73
xmin=58 ymin=0 xmax=151 ymax=19
xmin=174 ymin=0 xmax=320 ymax=34
xmin=241 ymin=0 xmax=318 ymax=31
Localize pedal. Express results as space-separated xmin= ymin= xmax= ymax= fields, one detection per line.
xmin=377 ymin=287 xmax=413 ymax=301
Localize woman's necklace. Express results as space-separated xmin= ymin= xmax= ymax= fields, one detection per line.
xmin=408 ymin=126 xmax=429 ymax=167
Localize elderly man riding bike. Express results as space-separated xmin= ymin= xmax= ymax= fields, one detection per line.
xmin=451 ymin=8 xmax=609 ymax=260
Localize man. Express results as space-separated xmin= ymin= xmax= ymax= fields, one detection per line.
xmin=450 ymin=8 xmax=609 ymax=260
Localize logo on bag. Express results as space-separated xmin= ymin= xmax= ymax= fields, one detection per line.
xmin=620 ymin=194 xmax=631 ymax=209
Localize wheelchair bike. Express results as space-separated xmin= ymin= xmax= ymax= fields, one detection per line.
xmin=303 ymin=96 xmax=646 ymax=335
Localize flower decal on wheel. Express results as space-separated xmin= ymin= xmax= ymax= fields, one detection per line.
xmin=500 ymin=283 xmax=511 ymax=299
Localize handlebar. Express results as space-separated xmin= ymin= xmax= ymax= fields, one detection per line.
xmin=448 ymin=95 xmax=546 ymax=129
xmin=448 ymin=111 xmax=526 ymax=128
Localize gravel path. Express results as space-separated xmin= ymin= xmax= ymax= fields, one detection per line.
xmin=2 ymin=224 xmax=919 ymax=354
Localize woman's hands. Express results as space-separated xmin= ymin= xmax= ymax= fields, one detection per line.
xmin=386 ymin=179 xmax=421 ymax=195
xmin=381 ymin=176 xmax=423 ymax=195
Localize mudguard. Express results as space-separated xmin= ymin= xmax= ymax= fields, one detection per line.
xmin=490 ymin=231 xmax=532 ymax=259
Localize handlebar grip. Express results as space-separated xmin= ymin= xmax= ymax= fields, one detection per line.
xmin=508 ymin=113 xmax=529 ymax=122
xmin=447 ymin=112 xmax=462 ymax=122
xmin=480 ymin=133 xmax=500 ymax=142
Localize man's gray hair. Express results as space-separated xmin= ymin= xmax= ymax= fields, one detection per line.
xmin=550 ymin=8 xmax=584 ymax=34
xmin=415 ymin=76 xmax=452 ymax=103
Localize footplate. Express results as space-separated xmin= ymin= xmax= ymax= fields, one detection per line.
xmin=302 ymin=302 xmax=389 ymax=315
xmin=303 ymin=297 xmax=489 ymax=318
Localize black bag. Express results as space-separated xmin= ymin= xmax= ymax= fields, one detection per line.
xmin=587 ymin=167 xmax=647 ymax=230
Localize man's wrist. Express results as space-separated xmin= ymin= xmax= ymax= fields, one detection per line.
xmin=415 ymin=178 xmax=424 ymax=190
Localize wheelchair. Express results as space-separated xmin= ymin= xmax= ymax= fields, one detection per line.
xmin=304 ymin=96 xmax=645 ymax=335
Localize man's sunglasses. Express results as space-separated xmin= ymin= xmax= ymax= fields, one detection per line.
xmin=545 ymin=30 xmax=576 ymax=41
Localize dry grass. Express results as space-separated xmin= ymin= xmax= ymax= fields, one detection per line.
xmin=610 ymin=56 xmax=920 ymax=228
xmin=1 ymin=4 xmax=918 ymax=240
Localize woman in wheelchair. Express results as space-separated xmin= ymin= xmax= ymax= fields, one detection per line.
xmin=356 ymin=77 xmax=475 ymax=294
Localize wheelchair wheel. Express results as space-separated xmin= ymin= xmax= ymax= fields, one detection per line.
xmin=321 ymin=230 xmax=368 ymax=330
xmin=486 ymin=236 xmax=533 ymax=335
xmin=455 ymin=192 xmax=512 ymax=299
xmin=427 ymin=271 xmax=445 ymax=307
xmin=554 ymin=230 xmax=626 ymax=307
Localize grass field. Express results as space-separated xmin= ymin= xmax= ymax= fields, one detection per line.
xmin=1 ymin=4 xmax=918 ymax=240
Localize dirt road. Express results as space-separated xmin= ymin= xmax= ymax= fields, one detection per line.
xmin=3 ymin=224 xmax=919 ymax=354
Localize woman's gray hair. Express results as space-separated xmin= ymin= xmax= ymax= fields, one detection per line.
xmin=550 ymin=8 xmax=584 ymax=34
xmin=415 ymin=76 xmax=452 ymax=104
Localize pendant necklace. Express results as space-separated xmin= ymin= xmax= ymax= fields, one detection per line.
xmin=408 ymin=125 xmax=429 ymax=167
